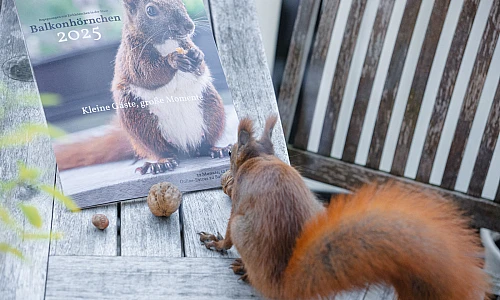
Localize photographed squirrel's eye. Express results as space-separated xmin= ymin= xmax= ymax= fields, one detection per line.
xmin=146 ymin=5 xmax=159 ymax=17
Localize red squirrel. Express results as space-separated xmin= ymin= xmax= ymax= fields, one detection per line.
xmin=198 ymin=116 xmax=489 ymax=300
xmin=55 ymin=0 xmax=228 ymax=174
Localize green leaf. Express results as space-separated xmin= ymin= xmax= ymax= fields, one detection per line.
xmin=0 ymin=243 xmax=24 ymax=260
xmin=0 ymin=206 xmax=16 ymax=226
xmin=17 ymin=161 xmax=40 ymax=183
xmin=0 ymin=180 xmax=18 ymax=194
xmin=18 ymin=203 xmax=43 ymax=228
xmin=39 ymin=184 xmax=80 ymax=212
xmin=21 ymin=231 xmax=63 ymax=240
xmin=40 ymin=93 xmax=61 ymax=106
xmin=0 ymin=123 xmax=66 ymax=148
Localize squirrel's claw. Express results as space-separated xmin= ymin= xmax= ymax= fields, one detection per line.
xmin=209 ymin=144 xmax=232 ymax=159
xmin=197 ymin=231 xmax=228 ymax=255
xmin=135 ymin=158 xmax=178 ymax=175
xmin=230 ymin=258 xmax=246 ymax=276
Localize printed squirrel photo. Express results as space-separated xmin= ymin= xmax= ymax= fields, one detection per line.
xmin=55 ymin=0 xmax=229 ymax=175
xmin=198 ymin=116 xmax=489 ymax=300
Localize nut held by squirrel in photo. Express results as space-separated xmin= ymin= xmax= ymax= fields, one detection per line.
xmin=147 ymin=182 xmax=182 ymax=217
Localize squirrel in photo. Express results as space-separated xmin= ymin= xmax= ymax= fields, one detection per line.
xmin=198 ymin=116 xmax=489 ymax=300
xmin=55 ymin=0 xmax=228 ymax=174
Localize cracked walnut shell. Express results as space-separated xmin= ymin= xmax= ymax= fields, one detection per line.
xmin=147 ymin=182 xmax=182 ymax=217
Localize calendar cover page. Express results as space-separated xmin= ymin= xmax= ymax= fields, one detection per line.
xmin=15 ymin=0 xmax=237 ymax=208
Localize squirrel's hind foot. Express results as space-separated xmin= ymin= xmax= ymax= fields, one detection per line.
xmin=209 ymin=144 xmax=232 ymax=159
xmin=197 ymin=231 xmax=228 ymax=255
xmin=230 ymin=258 xmax=249 ymax=283
xmin=135 ymin=158 xmax=178 ymax=175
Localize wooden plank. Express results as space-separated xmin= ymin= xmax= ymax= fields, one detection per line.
xmin=277 ymin=0 xmax=321 ymax=142
xmin=390 ymin=0 xmax=452 ymax=176
xmin=441 ymin=1 xmax=500 ymax=190
xmin=363 ymin=285 xmax=395 ymax=300
xmin=366 ymin=0 xmax=423 ymax=169
xmin=182 ymin=190 xmax=239 ymax=258
xmin=0 ymin=0 xmax=54 ymax=298
xmin=288 ymin=147 xmax=500 ymax=232
xmin=468 ymin=81 xmax=500 ymax=198
xmin=120 ymin=198 xmax=182 ymax=257
xmin=50 ymin=177 xmax=118 ymax=256
xmin=45 ymin=256 xmax=260 ymax=299
xmin=416 ymin=0 xmax=480 ymax=183
xmin=317 ymin=0 xmax=369 ymax=156
xmin=292 ymin=0 xmax=341 ymax=149
xmin=207 ymin=0 xmax=288 ymax=164
xmin=342 ymin=0 xmax=396 ymax=163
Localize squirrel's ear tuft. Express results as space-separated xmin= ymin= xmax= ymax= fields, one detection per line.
xmin=262 ymin=115 xmax=278 ymax=141
xmin=238 ymin=118 xmax=254 ymax=146
xmin=123 ymin=0 xmax=137 ymax=13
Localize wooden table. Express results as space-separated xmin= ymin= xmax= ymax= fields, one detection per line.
xmin=0 ymin=0 xmax=393 ymax=298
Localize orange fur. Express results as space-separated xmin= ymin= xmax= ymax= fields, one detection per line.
xmin=217 ymin=116 xmax=489 ymax=300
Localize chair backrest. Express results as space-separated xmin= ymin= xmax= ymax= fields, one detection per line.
xmin=278 ymin=0 xmax=500 ymax=231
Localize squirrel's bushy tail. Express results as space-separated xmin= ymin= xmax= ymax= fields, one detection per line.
xmin=282 ymin=183 xmax=489 ymax=300
xmin=54 ymin=120 xmax=134 ymax=170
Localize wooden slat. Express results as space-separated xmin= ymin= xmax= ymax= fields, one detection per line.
xmin=366 ymin=0 xmax=423 ymax=169
xmin=207 ymin=0 xmax=288 ymax=164
xmin=416 ymin=0 xmax=480 ymax=183
xmin=0 ymin=0 xmax=54 ymax=298
xmin=342 ymin=0 xmax=396 ymax=163
xmin=50 ymin=190 xmax=118 ymax=256
xmin=277 ymin=0 xmax=321 ymax=141
xmin=468 ymin=81 xmax=500 ymax=198
xmin=288 ymin=147 xmax=500 ymax=232
xmin=441 ymin=1 xmax=500 ymax=190
xmin=317 ymin=0 xmax=369 ymax=156
xmin=390 ymin=0 xmax=452 ymax=176
xmin=292 ymin=0 xmax=341 ymax=149
xmin=182 ymin=190 xmax=239 ymax=258
xmin=179 ymin=0 xmax=289 ymax=258
xmin=120 ymin=199 xmax=182 ymax=257
xmin=45 ymin=256 xmax=260 ymax=299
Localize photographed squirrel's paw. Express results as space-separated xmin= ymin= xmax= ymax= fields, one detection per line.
xmin=135 ymin=158 xmax=178 ymax=175
xmin=209 ymin=144 xmax=232 ymax=159
xmin=197 ymin=231 xmax=228 ymax=255
xmin=186 ymin=47 xmax=204 ymax=68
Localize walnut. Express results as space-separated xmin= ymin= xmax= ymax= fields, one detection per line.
xmin=92 ymin=214 xmax=109 ymax=230
xmin=147 ymin=182 xmax=182 ymax=217
xmin=221 ymin=170 xmax=233 ymax=197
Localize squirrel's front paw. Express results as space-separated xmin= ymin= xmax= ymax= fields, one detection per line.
xmin=135 ymin=158 xmax=178 ymax=175
xmin=209 ymin=144 xmax=232 ymax=159
xmin=169 ymin=48 xmax=204 ymax=74
xmin=221 ymin=170 xmax=233 ymax=197
xmin=197 ymin=231 xmax=228 ymax=255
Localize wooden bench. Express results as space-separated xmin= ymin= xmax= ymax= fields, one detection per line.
xmin=278 ymin=0 xmax=500 ymax=233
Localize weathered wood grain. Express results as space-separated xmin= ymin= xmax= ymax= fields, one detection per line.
xmin=342 ymin=0 xmax=396 ymax=163
xmin=182 ymin=189 xmax=239 ymax=258
xmin=45 ymin=256 xmax=260 ymax=299
xmin=49 ymin=178 xmax=118 ymax=256
xmin=208 ymin=0 xmax=288 ymax=164
xmin=416 ymin=0 xmax=480 ymax=183
xmin=468 ymin=81 xmax=500 ymax=198
xmin=390 ymin=0 xmax=452 ymax=176
xmin=277 ymin=0 xmax=320 ymax=141
xmin=366 ymin=0 xmax=423 ymax=169
xmin=120 ymin=198 xmax=182 ymax=257
xmin=496 ymin=180 xmax=500 ymax=203
xmin=363 ymin=285 xmax=395 ymax=300
xmin=292 ymin=0 xmax=340 ymax=149
xmin=441 ymin=1 xmax=500 ymax=190
xmin=317 ymin=0 xmax=369 ymax=157
xmin=289 ymin=147 xmax=500 ymax=232
xmin=0 ymin=0 xmax=54 ymax=298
